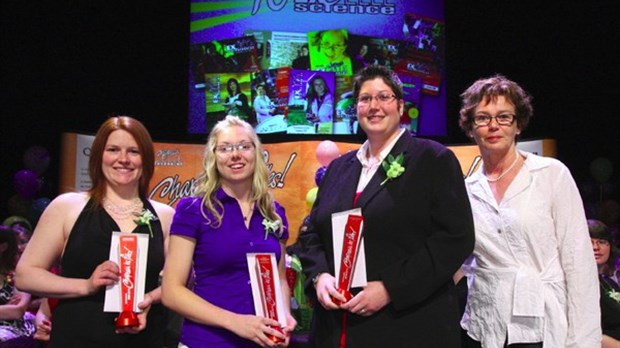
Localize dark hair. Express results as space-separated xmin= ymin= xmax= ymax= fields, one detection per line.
xmin=13 ymin=225 xmax=31 ymax=245
xmin=305 ymin=75 xmax=331 ymax=110
xmin=88 ymin=116 xmax=155 ymax=208
xmin=352 ymin=65 xmax=403 ymax=101
xmin=227 ymin=78 xmax=241 ymax=96
xmin=458 ymin=74 xmax=533 ymax=134
xmin=0 ymin=225 xmax=19 ymax=273
xmin=588 ymin=219 xmax=617 ymax=272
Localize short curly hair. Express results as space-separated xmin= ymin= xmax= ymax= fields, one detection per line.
xmin=458 ymin=74 xmax=533 ymax=135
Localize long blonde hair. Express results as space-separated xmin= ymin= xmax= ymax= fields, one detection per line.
xmin=193 ymin=115 xmax=283 ymax=234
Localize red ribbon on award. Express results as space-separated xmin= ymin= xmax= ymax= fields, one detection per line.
xmin=332 ymin=214 xmax=364 ymax=306
xmin=255 ymin=254 xmax=284 ymax=344
xmin=115 ymin=235 xmax=139 ymax=328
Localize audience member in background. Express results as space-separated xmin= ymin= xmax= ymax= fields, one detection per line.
xmin=458 ymin=75 xmax=600 ymax=347
xmin=12 ymin=225 xmax=31 ymax=262
xmin=161 ymin=115 xmax=296 ymax=347
xmin=298 ymin=65 xmax=474 ymax=347
xmin=0 ymin=224 xmax=35 ymax=342
xmin=589 ymin=219 xmax=620 ymax=348
xmin=14 ymin=116 xmax=175 ymax=347
xmin=10 ymin=224 xmax=44 ymax=318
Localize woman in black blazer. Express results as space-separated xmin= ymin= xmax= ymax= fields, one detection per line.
xmin=298 ymin=65 xmax=475 ymax=347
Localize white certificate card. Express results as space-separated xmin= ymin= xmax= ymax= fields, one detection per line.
xmin=332 ymin=208 xmax=367 ymax=288
xmin=246 ymin=253 xmax=288 ymax=327
xmin=104 ymin=232 xmax=149 ymax=313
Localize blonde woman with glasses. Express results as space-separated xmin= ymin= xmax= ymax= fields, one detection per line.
xmin=162 ymin=115 xmax=296 ymax=347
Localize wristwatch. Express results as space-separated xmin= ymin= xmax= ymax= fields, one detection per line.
xmin=312 ymin=272 xmax=325 ymax=287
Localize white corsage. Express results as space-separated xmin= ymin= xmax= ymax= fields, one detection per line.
xmin=262 ymin=218 xmax=281 ymax=240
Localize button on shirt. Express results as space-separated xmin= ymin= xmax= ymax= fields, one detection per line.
xmin=461 ymin=151 xmax=601 ymax=348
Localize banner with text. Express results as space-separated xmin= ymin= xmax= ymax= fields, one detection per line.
xmin=60 ymin=133 xmax=555 ymax=244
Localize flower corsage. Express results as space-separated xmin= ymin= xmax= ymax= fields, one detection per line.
xmin=262 ymin=218 xmax=281 ymax=240
xmin=608 ymin=288 xmax=620 ymax=303
xmin=380 ymin=153 xmax=405 ymax=185
xmin=134 ymin=209 xmax=158 ymax=238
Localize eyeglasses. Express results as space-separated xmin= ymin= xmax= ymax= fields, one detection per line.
xmin=592 ymin=239 xmax=611 ymax=247
xmin=320 ymin=43 xmax=345 ymax=51
xmin=472 ymin=113 xmax=516 ymax=127
xmin=215 ymin=142 xmax=254 ymax=155
xmin=357 ymin=93 xmax=397 ymax=105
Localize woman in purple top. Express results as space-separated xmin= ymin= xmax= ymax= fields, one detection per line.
xmin=162 ymin=115 xmax=297 ymax=347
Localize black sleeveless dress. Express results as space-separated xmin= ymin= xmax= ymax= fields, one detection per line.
xmin=49 ymin=198 xmax=166 ymax=348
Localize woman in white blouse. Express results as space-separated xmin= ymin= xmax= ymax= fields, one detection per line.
xmin=252 ymin=84 xmax=274 ymax=124
xmin=457 ymin=74 xmax=601 ymax=348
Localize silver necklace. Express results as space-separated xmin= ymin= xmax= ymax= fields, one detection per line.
xmin=103 ymin=197 xmax=143 ymax=219
xmin=484 ymin=152 xmax=520 ymax=183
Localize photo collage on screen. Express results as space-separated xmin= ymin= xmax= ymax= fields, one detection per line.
xmin=189 ymin=12 xmax=444 ymax=135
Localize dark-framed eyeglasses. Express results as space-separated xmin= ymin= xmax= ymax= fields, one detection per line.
xmin=472 ymin=113 xmax=516 ymax=127
xmin=215 ymin=142 xmax=254 ymax=155
xmin=591 ymin=239 xmax=611 ymax=247
xmin=357 ymin=93 xmax=397 ymax=105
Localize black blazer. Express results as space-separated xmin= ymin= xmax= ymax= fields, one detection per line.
xmin=298 ymin=132 xmax=475 ymax=347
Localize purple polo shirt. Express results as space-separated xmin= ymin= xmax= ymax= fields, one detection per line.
xmin=170 ymin=189 xmax=289 ymax=348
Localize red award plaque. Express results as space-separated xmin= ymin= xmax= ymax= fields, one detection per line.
xmin=332 ymin=214 xmax=364 ymax=306
xmin=115 ymin=235 xmax=140 ymax=328
xmin=255 ymin=254 xmax=284 ymax=344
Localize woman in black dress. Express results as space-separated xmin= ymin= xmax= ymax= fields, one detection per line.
xmin=15 ymin=116 xmax=174 ymax=347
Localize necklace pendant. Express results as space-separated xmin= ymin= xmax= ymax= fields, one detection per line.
xmin=241 ymin=201 xmax=253 ymax=223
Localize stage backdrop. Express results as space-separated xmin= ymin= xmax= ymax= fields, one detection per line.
xmin=188 ymin=0 xmax=448 ymax=137
xmin=60 ymin=133 xmax=555 ymax=244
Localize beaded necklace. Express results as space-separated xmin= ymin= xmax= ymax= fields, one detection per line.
xmin=484 ymin=151 xmax=520 ymax=183
xmin=102 ymin=197 xmax=143 ymax=219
